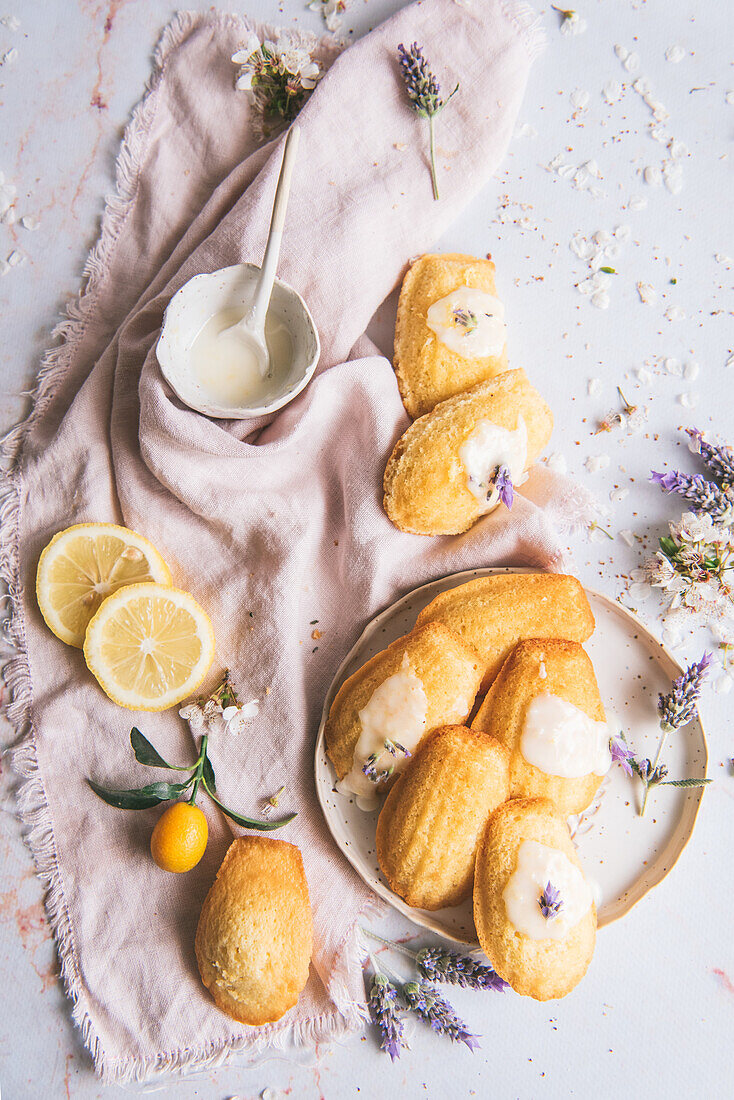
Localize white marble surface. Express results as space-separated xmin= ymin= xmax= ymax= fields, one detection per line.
xmin=1 ymin=0 xmax=733 ymax=1097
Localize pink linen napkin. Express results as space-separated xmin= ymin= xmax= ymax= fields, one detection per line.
xmin=1 ymin=0 xmax=593 ymax=1083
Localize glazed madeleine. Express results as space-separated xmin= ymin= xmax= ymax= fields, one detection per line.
xmin=415 ymin=572 xmax=594 ymax=692
xmin=473 ymin=798 xmax=596 ymax=1001
xmin=394 ymin=253 xmax=509 ymax=419
xmin=195 ymin=837 xmax=312 ymax=1025
xmin=376 ymin=725 xmax=510 ymax=910
xmin=324 ymin=623 xmax=483 ymax=799
xmin=383 ymin=370 xmax=553 ymax=537
xmin=472 ymin=639 xmax=608 ymax=817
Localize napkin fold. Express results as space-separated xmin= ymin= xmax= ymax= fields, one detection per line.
xmin=0 ymin=0 xmax=593 ymax=1083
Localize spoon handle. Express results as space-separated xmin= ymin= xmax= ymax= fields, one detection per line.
xmin=248 ymin=124 xmax=300 ymax=331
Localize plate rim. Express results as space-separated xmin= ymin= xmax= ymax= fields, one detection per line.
xmin=314 ymin=566 xmax=708 ymax=942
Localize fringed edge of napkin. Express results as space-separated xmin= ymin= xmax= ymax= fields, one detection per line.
xmin=0 ymin=10 xmax=367 ymax=1085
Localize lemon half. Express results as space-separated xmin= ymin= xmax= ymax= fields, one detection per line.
xmin=83 ymin=582 xmax=215 ymax=711
xmin=36 ymin=523 xmax=172 ymax=648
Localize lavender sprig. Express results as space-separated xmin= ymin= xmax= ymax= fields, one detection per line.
xmin=402 ymin=981 xmax=479 ymax=1050
xmin=397 ymin=42 xmax=458 ymax=201
xmin=368 ymin=973 xmax=406 ymax=1061
xmin=639 ymin=653 xmax=712 ymax=815
xmin=492 ymin=465 xmax=515 ymax=510
xmin=651 ymin=470 xmax=734 ymax=526
xmin=538 ymin=882 xmax=563 ymax=921
xmin=609 ymin=733 xmax=636 ymax=777
xmin=416 ymin=947 xmax=508 ymax=992
xmin=687 ymin=428 xmax=734 ymax=484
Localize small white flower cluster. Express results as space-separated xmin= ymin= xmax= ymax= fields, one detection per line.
xmin=232 ymin=32 xmax=321 ymax=94
xmin=179 ymin=694 xmax=259 ymax=737
xmin=0 ymin=170 xmax=40 ymax=277
xmin=569 ymin=226 xmax=629 ymax=310
xmin=640 ymin=512 xmax=734 ymax=619
xmin=308 ymin=0 xmax=347 ymax=33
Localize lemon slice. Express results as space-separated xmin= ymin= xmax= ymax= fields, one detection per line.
xmin=83 ymin=583 xmax=215 ymax=711
xmin=36 ymin=523 xmax=173 ymax=648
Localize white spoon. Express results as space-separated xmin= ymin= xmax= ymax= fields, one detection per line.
xmin=217 ymin=124 xmax=301 ymax=377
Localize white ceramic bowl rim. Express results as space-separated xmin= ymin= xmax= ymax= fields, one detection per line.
xmin=155 ymin=263 xmax=320 ymax=420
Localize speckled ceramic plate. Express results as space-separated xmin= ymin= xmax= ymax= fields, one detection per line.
xmin=314 ymin=567 xmax=708 ymax=945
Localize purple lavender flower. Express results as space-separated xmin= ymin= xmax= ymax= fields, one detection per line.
xmin=362 ymin=753 xmax=394 ymax=784
xmin=402 ymin=981 xmax=479 ymax=1050
xmin=397 ymin=42 xmax=458 ymax=200
xmin=383 ymin=738 xmax=411 ymax=759
xmin=650 ymin=470 xmax=734 ymax=525
xmin=609 ymin=734 xmax=636 ymax=777
xmin=491 ymin=465 xmax=514 ymax=510
xmin=657 ymin=652 xmax=713 ymax=732
xmin=686 ymin=428 xmax=734 ymax=484
xmin=368 ymin=973 xmax=406 ymax=1061
xmin=416 ymin=947 xmax=508 ymax=992
xmin=539 ymin=882 xmax=563 ymax=920
xmin=452 ymin=306 xmax=478 ymax=334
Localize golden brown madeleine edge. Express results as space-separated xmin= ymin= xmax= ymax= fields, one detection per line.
xmin=376 ymin=725 xmax=510 ymax=910
xmin=324 ymin=621 xmax=483 ymax=779
xmin=471 ymin=638 xmax=606 ymax=817
xmin=195 ymin=836 xmax=313 ymax=1026
xmin=415 ymin=572 xmax=596 ymax=691
xmin=473 ymin=797 xmax=596 ymax=1001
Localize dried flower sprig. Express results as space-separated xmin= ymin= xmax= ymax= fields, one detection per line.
xmin=638 ymin=654 xmax=713 ymax=816
xmin=687 ymin=428 xmax=734 ymax=485
xmin=368 ymin=973 xmax=406 ymax=1061
xmin=402 ymin=982 xmax=480 ymax=1049
xmin=397 ymin=42 xmax=458 ymax=201
xmin=232 ymin=33 xmax=322 ymax=132
xmin=651 ymin=470 xmax=734 ymax=526
xmin=416 ymin=946 xmax=508 ymax=991
xmin=88 ymin=674 xmax=295 ymax=830
xmin=644 ymin=512 xmax=734 ymax=618
xmin=361 ymin=929 xmax=507 ymax=992
xmin=553 ymin=7 xmax=587 ymax=36
xmin=539 ymin=882 xmax=563 ymax=920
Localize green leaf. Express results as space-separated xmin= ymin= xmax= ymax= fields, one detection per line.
xmin=204 ymin=783 xmax=297 ymax=832
xmin=659 ymin=536 xmax=678 ymax=557
xmin=87 ymin=777 xmax=191 ymax=810
xmin=202 ymin=752 xmax=216 ymax=793
xmin=600 ymin=266 xmax=616 ymax=274
xmin=130 ymin=727 xmax=189 ymax=770
xmin=660 ymin=777 xmax=712 ymax=788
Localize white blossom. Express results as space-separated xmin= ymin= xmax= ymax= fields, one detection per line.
xmin=222 ymin=700 xmax=260 ymax=735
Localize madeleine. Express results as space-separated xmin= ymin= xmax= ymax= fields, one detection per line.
xmin=472 ymin=639 xmax=608 ymax=817
xmin=195 ymin=837 xmax=312 ymax=1025
xmin=383 ymin=370 xmax=553 ymax=537
xmin=473 ymin=798 xmax=596 ymax=1001
xmin=415 ymin=572 xmax=594 ymax=692
xmin=376 ymin=725 xmax=509 ymax=910
xmin=394 ymin=253 xmax=509 ymax=419
xmin=324 ymin=623 xmax=483 ymax=791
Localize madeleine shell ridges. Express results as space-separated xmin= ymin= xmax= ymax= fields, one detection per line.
xmin=195 ymin=837 xmax=313 ymax=1026
xmin=473 ymin=797 xmax=596 ymax=1001
xmin=415 ymin=572 xmax=595 ymax=693
xmin=394 ymin=252 xmax=509 ymax=419
xmin=382 ymin=369 xmax=553 ymax=536
xmin=324 ymin=622 xmax=483 ymax=781
xmin=376 ymin=725 xmax=510 ymax=910
xmin=472 ymin=638 xmax=606 ymax=818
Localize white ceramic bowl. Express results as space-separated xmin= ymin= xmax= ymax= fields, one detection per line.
xmin=156 ymin=263 xmax=320 ymax=419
